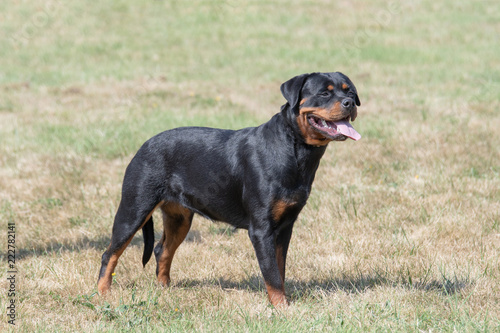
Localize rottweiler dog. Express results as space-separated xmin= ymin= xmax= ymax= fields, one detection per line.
xmin=97 ymin=72 xmax=361 ymax=306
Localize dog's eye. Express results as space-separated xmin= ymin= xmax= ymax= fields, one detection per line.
xmin=318 ymin=91 xmax=330 ymax=97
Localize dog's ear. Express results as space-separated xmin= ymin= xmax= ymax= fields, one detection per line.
xmin=354 ymin=94 xmax=361 ymax=107
xmin=280 ymin=73 xmax=310 ymax=110
xmin=354 ymin=93 xmax=361 ymax=107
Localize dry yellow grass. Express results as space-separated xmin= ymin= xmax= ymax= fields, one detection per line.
xmin=1 ymin=0 xmax=499 ymax=331
xmin=1 ymin=73 xmax=498 ymax=331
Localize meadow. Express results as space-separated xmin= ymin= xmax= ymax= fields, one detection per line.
xmin=0 ymin=0 xmax=499 ymax=331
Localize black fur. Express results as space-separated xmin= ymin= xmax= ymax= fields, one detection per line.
xmin=97 ymin=72 xmax=361 ymax=305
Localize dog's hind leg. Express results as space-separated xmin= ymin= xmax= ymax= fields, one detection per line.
xmin=154 ymin=202 xmax=193 ymax=287
xmin=97 ymin=193 xmax=163 ymax=295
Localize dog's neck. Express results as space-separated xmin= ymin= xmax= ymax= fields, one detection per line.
xmin=277 ymin=108 xmax=327 ymax=180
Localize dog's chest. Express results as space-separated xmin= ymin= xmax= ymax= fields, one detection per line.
xmin=277 ymin=183 xmax=311 ymax=207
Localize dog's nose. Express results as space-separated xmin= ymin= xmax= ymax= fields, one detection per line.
xmin=341 ymin=98 xmax=354 ymax=109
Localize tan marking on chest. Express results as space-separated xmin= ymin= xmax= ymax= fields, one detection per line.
xmin=272 ymin=199 xmax=297 ymax=221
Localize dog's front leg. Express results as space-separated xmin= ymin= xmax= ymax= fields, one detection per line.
xmin=248 ymin=224 xmax=288 ymax=306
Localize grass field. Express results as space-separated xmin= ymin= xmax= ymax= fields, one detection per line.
xmin=1 ymin=0 xmax=499 ymax=331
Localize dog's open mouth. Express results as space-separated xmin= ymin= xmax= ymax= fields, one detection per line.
xmin=307 ymin=115 xmax=361 ymax=141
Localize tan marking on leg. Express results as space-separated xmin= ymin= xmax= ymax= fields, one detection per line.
xmin=276 ymin=244 xmax=285 ymax=285
xmin=98 ymin=201 xmax=164 ymax=294
xmin=98 ymin=237 xmax=133 ymax=295
xmin=265 ymin=283 xmax=288 ymax=307
xmin=157 ymin=202 xmax=192 ymax=287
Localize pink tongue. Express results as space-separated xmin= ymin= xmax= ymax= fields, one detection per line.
xmin=334 ymin=120 xmax=361 ymax=141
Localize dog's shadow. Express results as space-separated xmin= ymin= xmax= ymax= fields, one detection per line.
xmin=12 ymin=235 xmax=471 ymax=298
xmin=173 ymin=274 xmax=470 ymax=299
xmin=13 ymin=235 xmax=112 ymax=260
xmin=12 ymin=230 xmax=202 ymax=260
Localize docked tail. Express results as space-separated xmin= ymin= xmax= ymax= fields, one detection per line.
xmin=142 ymin=217 xmax=155 ymax=267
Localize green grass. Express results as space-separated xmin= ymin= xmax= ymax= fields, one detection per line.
xmin=1 ymin=0 xmax=499 ymax=331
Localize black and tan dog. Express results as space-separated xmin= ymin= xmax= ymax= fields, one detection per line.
xmin=97 ymin=72 xmax=361 ymax=306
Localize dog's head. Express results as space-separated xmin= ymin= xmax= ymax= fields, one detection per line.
xmin=281 ymin=72 xmax=361 ymax=146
